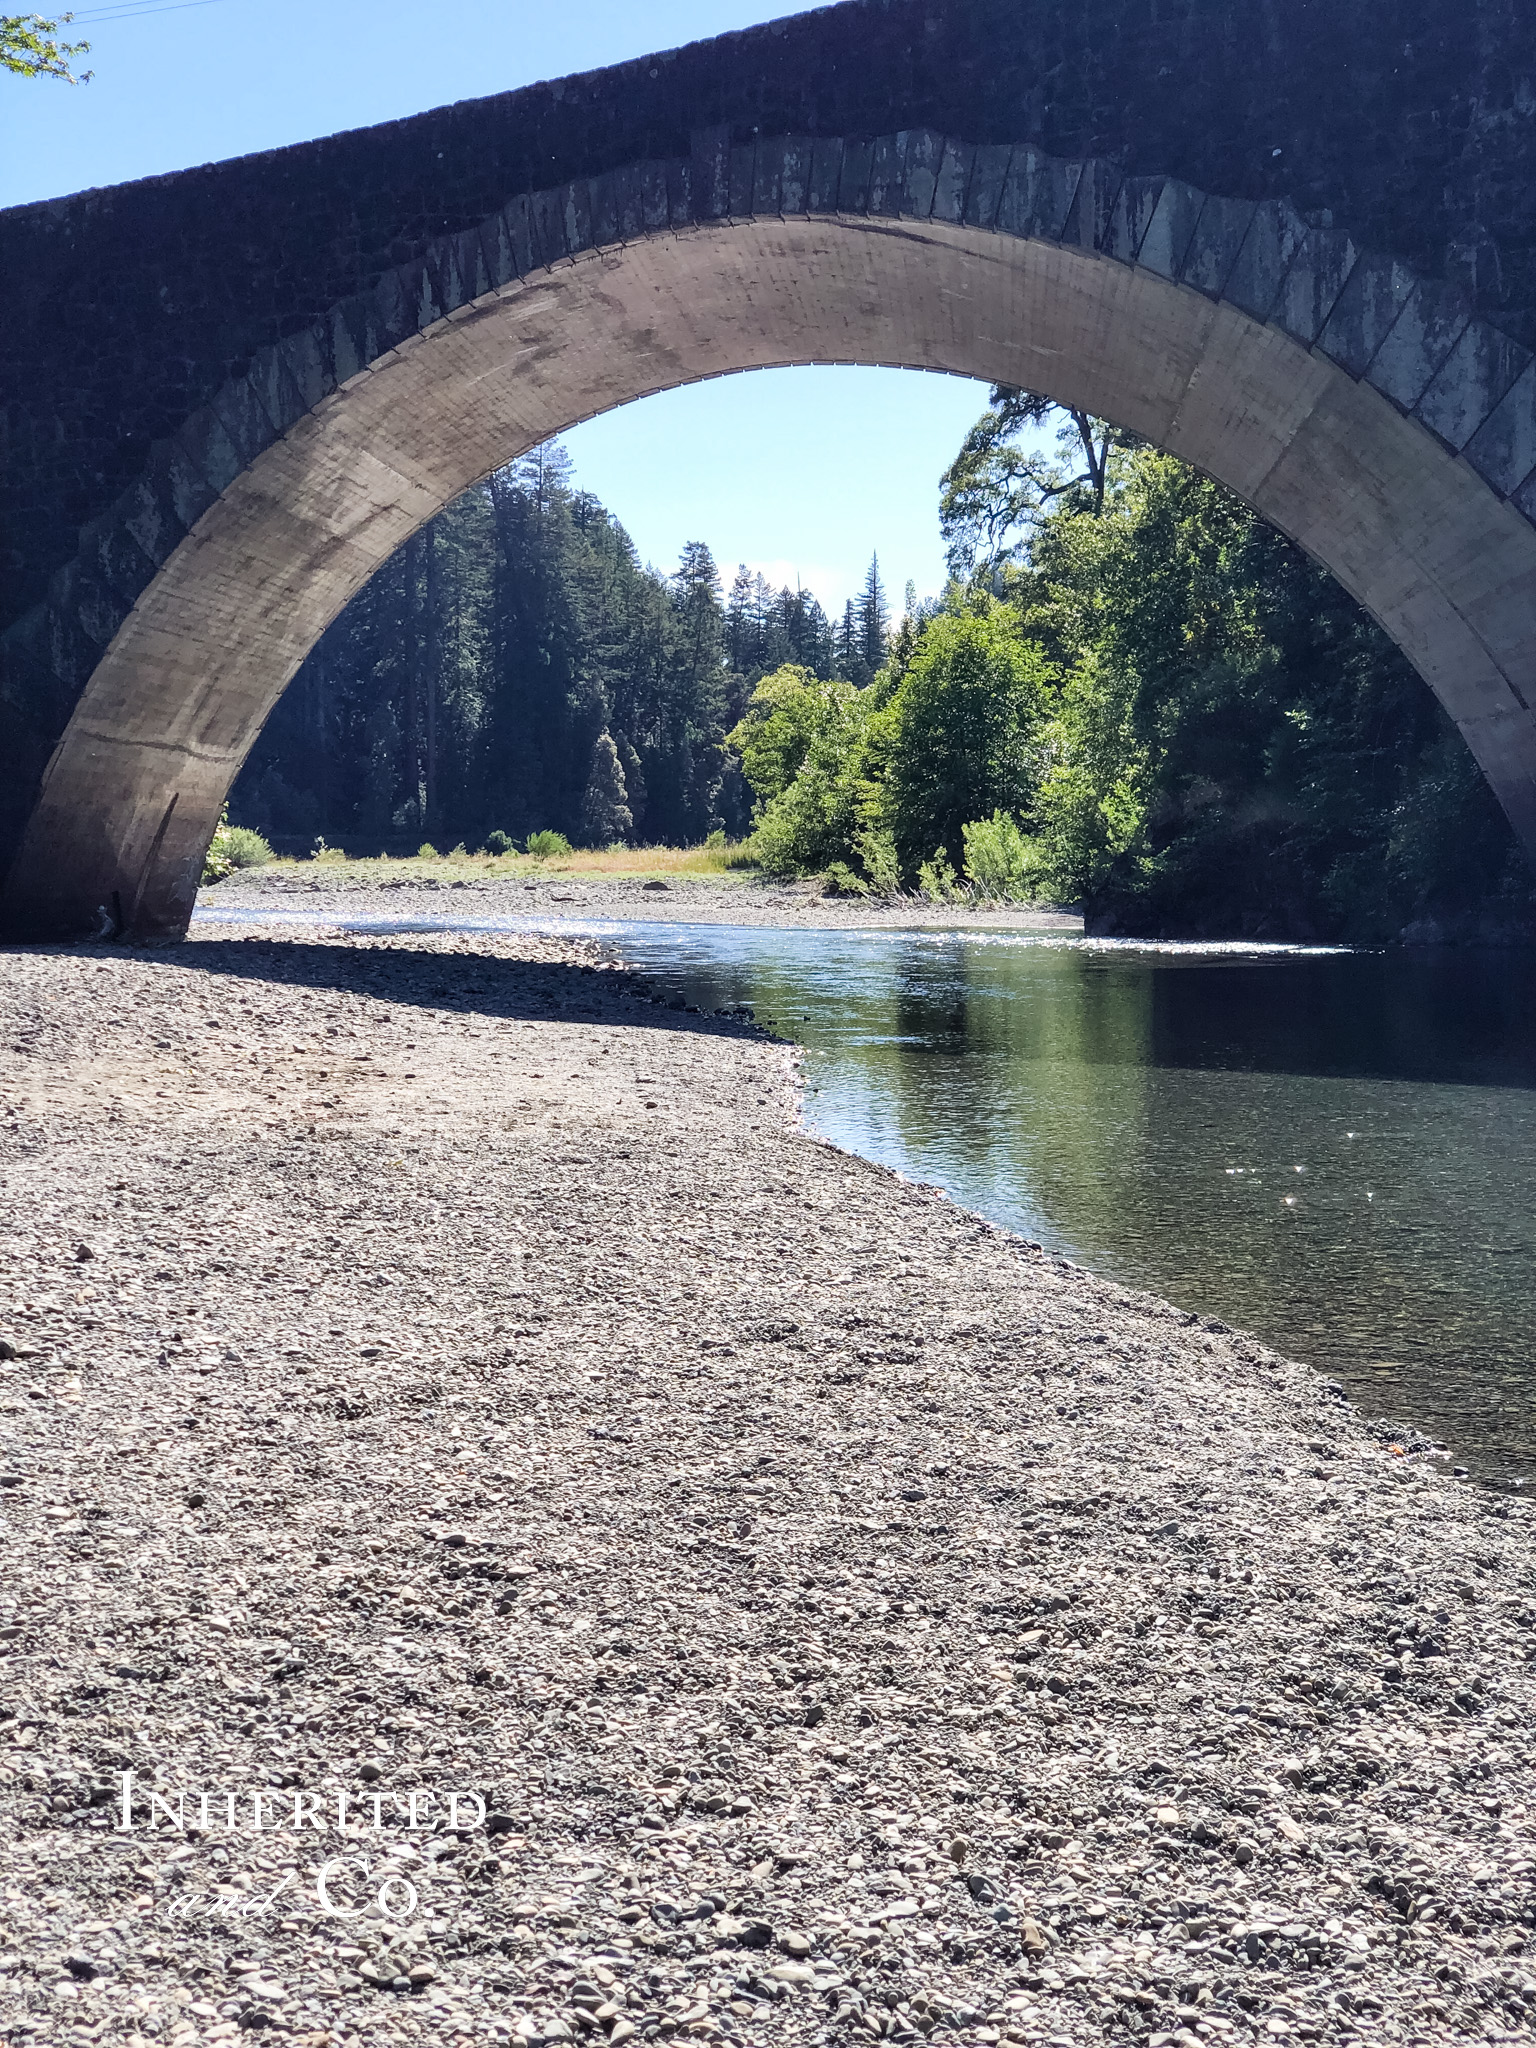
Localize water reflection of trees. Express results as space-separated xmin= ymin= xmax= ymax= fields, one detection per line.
xmin=752 ymin=937 xmax=1536 ymax=1476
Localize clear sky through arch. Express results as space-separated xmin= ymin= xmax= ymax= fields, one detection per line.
xmin=1 ymin=0 xmax=1044 ymax=612
xmin=563 ymin=368 xmax=995 ymax=616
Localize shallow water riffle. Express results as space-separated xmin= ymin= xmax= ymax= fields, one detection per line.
xmin=195 ymin=905 xmax=1536 ymax=1486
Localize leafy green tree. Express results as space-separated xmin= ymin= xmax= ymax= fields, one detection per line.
xmin=1019 ymin=447 xmax=1529 ymax=938
xmin=728 ymin=665 xmax=884 ymax=878
xmin=724 ymin=566 xmax=835 ymax=695
xmin=885 ymin=608 xmax=1055 ymax=875
xmin=2 ymin=11 xmax=89 ymax=80
xmin=961 ymin=810 xmax=1035 ymax=900
xmin=728 ymin=665 xmax=830 ymax=806
xmin=940 ymin=387 xmax=1129 ymax=581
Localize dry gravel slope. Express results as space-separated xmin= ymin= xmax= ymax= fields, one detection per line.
xmin=0 ymin=926 xmax=1533 ymax=2048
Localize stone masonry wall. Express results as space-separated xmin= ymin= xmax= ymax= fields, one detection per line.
xmin=3 ymin=0 xmax=1536 ymax=638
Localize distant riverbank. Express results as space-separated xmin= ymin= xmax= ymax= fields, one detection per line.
xmin=205 ymin=861 xmax=1086 ymax=934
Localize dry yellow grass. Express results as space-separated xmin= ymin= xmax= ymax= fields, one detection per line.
xmin=265 ymin=841 xmax=761 ymax=886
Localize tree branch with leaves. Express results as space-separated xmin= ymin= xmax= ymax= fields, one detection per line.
xmin=939 ymin=387 xmax=1134 ymax=582
xmin=2 ymin=11 xmax=91 ymax=80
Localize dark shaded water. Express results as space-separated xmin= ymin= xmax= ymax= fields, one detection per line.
xmin=198 ymin=908 xmax=1536 ymax=1483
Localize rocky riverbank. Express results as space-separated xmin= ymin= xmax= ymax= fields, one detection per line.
xmin=202 ymin=867 xmax=1085 ymax=934
xmin=1 ymin=924 xmax=1533 ymax=2048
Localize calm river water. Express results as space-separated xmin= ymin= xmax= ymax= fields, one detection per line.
xmin=609 ymin=923 xmax=1536 ymax=1489
xmin=201 ymin=909 xmax=1536 ymax=1484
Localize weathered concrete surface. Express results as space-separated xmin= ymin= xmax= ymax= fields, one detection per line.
xmin=4 ymin=0 xmax=1536 ymax=934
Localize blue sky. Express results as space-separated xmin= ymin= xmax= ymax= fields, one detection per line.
xmin=0 ymin=0 xmax=1009 ymax=611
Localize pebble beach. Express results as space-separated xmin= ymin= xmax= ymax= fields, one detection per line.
xmin=1 ymin=914 xmax=1533 ymax=2048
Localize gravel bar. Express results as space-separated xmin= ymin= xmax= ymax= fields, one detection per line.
xmin=203 ymin=870 xmax=1086 ymax=934
xmin=1 ymin=924 xmax=1532 ymax=2048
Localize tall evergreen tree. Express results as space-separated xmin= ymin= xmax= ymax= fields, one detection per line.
xmin=231 ymin=438 xmax=882 ymax=853
xmin=578 ymin=730 xmax=633 ymax=846
xmin=855 ymin=552 xmax=890 ymax=684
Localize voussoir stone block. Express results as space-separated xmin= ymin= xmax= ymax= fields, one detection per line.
xmin=1180 ymin=194 xmax=1258 ymax=300
xmin=689 ymin=126 xmax=731 ymax=221
xmin=1268 ymin=227 xmax=1360 ymax=348
xmin=1366 ymin=276 xmax=1475 ymax=415
xmin=1100 ymin=176 xmax=1166 ymax=266
xmin=806 ymin=135 xmax=844 ymax=215
xmin=1136 ymin=179 xmax=1207 ymax=282
xmin=1317 ymin=252 xmax=1419 ymax=377
xmin=1060 ymin=158 xmax=1120 ymax=254
xmin=1417 ymin=323 xmax=1534 ymax=457
xmin=1220 ymin=199 xmax=1311 ymax=325
xmin=931 ymin=139 xmax=974 ymax=226
xmin=962 ymin=144 xmax=1012 ymax=231
xmin=898 ymin=130 xmax=945 ymax=220
xmin=1463 ymin=361 xmax=1536 ymax=498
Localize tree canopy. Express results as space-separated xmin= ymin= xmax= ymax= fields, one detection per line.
xmin=2 ymin=11 xmax=90 ymax=80
xmin=231 ymin=444 xmax=882 ymax=855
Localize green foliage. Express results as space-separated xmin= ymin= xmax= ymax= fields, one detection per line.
xmin=915 ymin=848 xmax=961 ymax=902
xmin=1009 ymin=445 xmax=1532 ymax=939
xmin=525 ymin=829 xmax=572 ymax=859
xmin=417 ymin=842 xmax=440 ymax=859
xmin=232 ymin=443 xmax=756 ymax=853
xmin=940 ymin=387 xmax=1132 ymax=580
xmin=961 ymin=810 xmax=1036 ymax=900
xmin=201 ymin=814 xmax=273 ymax=884
xmin=728 ymin=666 xmax=833 ymax=806
xmin=731 ymin=667 xmax=881 ymax=880
xmin=822 ymin=861 xmax=869 ymax=897
xmin=855 ymin=825 xmax=901 ymax=897
xmin=2 ymin=12 xmax=90 ymax=81
xmin=709 ymin=841 xmax=761 ymax=871
xmin=483 ymin=829 xmax=516 ymax=856
xmin=884 ymin=608 xmax=1055 ymax=874
xmin=578 ymin=730 xmax=633 ymax=846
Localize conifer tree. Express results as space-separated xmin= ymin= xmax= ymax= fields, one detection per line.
xmin=578 ymin=730 xmax=633 ymax=846
xmin=857 ymin=552 xmax=890 ymax=682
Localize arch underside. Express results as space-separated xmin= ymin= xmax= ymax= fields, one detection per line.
xmin=7 ymin=211 xmax=1536 ymax=938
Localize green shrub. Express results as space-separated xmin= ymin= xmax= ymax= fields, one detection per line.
xmin=822 ymin=861 xmax=868 ymax=897
xmin=202 ymin=814 xmax=274 ymax=884
xmin=448 ymin=842 xmax=467 ymax=857
xmin=417 ymin=842 xmax=440 ymax=859
xmin=962 ymin=810 xmax=1035 ymax=900
xmin=224 ymin=826 xmax=273 ymax=870
xmin=483 ymin=830 xmax=516 ymax=856
xmin=705 ymin=828 xmax=727 ymax=849
xmin=525 ymin=829 xmax=572 ymax=859
xmin=855 ymin=826 xmax=901 ymax=896
xmin=916 ymin=847 xmax=961 ymax=902
xmin=712 ymin=841 xmax=762 ymax=870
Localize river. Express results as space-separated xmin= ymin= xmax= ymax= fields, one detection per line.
xmin=198 ymin=906 xmax=1536 ymax=1486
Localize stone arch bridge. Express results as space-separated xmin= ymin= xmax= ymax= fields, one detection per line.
xmin=4 ymin=0 xmax=1536 ymax=938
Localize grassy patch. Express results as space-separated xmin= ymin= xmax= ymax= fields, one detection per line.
xmin=218 ymin=842 xmax=766 ymax=887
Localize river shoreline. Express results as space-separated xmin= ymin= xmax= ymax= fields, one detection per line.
xmin=1 ymin=924 xmax=1532 ymax=2047
xmin=204 ymin=867 xmax=1087 ymax=935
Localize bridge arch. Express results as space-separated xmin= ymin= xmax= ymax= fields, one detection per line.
xmin=5 ymin=132 xmax=1536 ymax=937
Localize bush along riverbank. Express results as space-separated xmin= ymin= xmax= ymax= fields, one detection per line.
xmin=0 ymin=926 xmax=1532 ymax=2046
